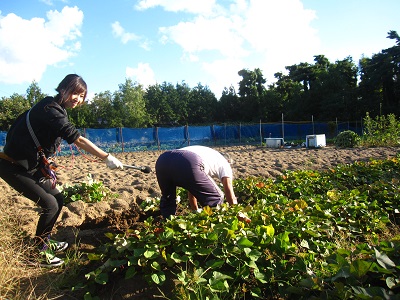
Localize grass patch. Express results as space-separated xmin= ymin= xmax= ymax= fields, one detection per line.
xmin=0 ymin=190 xmax=88 ymax=299
xmin=0 ymin=194 xmax=44 ymax=299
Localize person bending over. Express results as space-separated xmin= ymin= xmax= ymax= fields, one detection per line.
xmin=155 ymin=145 xmax=238 ymax=218
xmin=0 ymin=74 xmax=123 ymax=268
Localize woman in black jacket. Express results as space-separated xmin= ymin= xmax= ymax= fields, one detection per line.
xmin=0 ymin=74 xmax=123 ymax=267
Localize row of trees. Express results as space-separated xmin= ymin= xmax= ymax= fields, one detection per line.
xmin=1 ymin=31 xmax=399 ymax=130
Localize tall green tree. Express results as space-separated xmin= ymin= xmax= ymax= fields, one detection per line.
xmin=218 ymin=85 xmax=240 ymax=122
xmin=308 ymin=55 xmax=330 ymax=118
xmin=284 ymin=55 xmax=358 ymax=121
xmin=26 ymin=81 xmax=46 ymax=106
xmin=321 ymin=57 xmax=358 ymax=120
xmin=284 ymin=62 xmax=315 ymax=120
xmin=67 ymin=101 xmax=92 ymax=128
xmin=358 ymin=31 xmax=400 ymax=116
xmin=237 ymin=68 xmax=267 ymax=121
xmin=0 ymin=94 xmax=30 ymax=130
xmin=187 ymin=83 xmax=217 ymax=124
xmin=88 ymin=91 xmax=114 ymax=128
xmin=145 ymin=82 xmax=180 ymax=126
xmin=114 ymin=79 xmax=149 ymax=128
xmin=269 ymin=72 xmax=303 ymax=120
xmin=285 ymin=62 xmax=314 ymax=92
xmin=238 ymin=68 xmax=266 ymax=98
xmin=173 ymin=82 xmax=191 ymax=125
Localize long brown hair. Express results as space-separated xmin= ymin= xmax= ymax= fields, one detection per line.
xmin=54 ymin=74 xmax=87 ymax=106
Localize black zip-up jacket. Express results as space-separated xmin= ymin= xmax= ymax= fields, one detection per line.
xmin=4 ymin=96 xmax=80 ymax=170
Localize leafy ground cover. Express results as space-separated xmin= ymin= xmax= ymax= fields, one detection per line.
xmin=61 ymin=174 xmax=119 ymax=204
xmin=78 ymin=155 xmax=400 ymax=299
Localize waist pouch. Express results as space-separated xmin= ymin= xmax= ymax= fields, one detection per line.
xmin=38 ymin=152 xmax=58 ymax=188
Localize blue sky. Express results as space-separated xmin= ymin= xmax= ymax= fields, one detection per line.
xmin=0 ymin=0 xmax=399 ymax=100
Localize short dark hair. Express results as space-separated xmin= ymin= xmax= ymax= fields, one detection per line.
xmin=55 ymin=74 xmax=87 ymax=105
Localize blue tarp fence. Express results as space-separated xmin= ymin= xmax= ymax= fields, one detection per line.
xmin=0 ymin=121 xmax=363 ymax=154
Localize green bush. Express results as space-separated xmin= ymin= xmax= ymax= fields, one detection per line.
xmin=361 ymin=113 xmax=400 ymax=147
xmin=334 ymin=130 xmax=360 ymax=148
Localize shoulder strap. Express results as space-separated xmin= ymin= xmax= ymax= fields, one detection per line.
xmin=26 ymin=109 xmax=43 ymax=152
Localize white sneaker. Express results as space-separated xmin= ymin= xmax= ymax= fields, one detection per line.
xmin=43 ymin=238 xmax=69 ymax=253
xmin=48 ymin=239 xmax=69 ymax=253
xmin=38 ymin=250 xmax=65 ymax=268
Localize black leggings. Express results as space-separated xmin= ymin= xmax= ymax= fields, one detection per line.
xmin=0 ymin=159 xmax=64 ymax=240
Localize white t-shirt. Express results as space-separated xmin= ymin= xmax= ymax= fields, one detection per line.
xmin=180 ymin=146 xmax=233 ymax=180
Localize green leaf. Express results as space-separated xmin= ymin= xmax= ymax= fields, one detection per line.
xmin=350 ymin=259 xmax=374 ymax=278
xmin=386 ymin=277 xmax=399 ymax=289
xmin=244 ymin=248 xmax=261 ymax=261
xmin=300 ymin=239 xmax=310 ymax=249
xmin=352 ymin=286 xmax=394 ymax=298
xmin=211 ymin=271 xmax=233 ymax=281
xmin=94 ymin=273 xmax=108 ymax=285
xmin=206 ymin=231 xmax=219 ymax=241
xmin=374 ymin=248 xmax=396 ymax=269
xmin=237 ymin=237 xmax=253 ymax=248
xmin=264 ymin=224 xmax=275 ymax=237
xmin=133 ymin=248 xmax=146 ymax=258
xmin=197 ymin=247 xmax=213 ymax=255
xmin=177 ymin=270 xmax=190 ymax=285
xmin=151 ymin=272 xmax=166 ymax=285
xmin=104 ymin=232 xmax=115 ymax=240
xmin=205 ymin=259 xmax=225 ymax=269
xmin=208 ymin=271 xmax=232 ymax=292
xmin=151 ymin=261 xmax=161 ymax=271
xmin=331 ymin=267 xmax=351 ymax=281
xmin=253 ymin=269 xmax=268 ymax=283
xmin=125 ymin=266 xmax=137 ymax=279
xmin=193 ymin=268 xmax=208 ymax=284
xmin=245 ymin=260 xmax=258 ymax=269
xmin=170 ymin=252 xmax=183 ymax=263
xmin=144 ymin=248 xmax=159 ymax=259
xmin=108 ymin=259 xmax=127 ymax=267
xmin=208 ymin=279 xmax=229 ymax=292
xmin=250 ymin=287 xmax=263 ymax=298
xmin=275 ymin=231 xmax=291 ymax=250
xmin=84 ymin=292 xmax=101 ymax=300
xmin=87 ymin=253 xmax=102 ymax=261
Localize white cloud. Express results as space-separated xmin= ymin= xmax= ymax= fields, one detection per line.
xmin=85 ymin=91 xmax=96 ymax=103
xmin=156 ymin=0 xmax=319 ymax=90
xmin=126 ymin=62 xmax=156 ymax=88
xmin=111 ymin=21 xmax=151 ymax=50
xmin=135 ymin=0 xmax=218 ymax=15
xmin=112 ymin=21 xmax=139 ymax=44
xmin=160 ymin=15 xmax=248 ymax=58
xmin=40 ymin=0 xmax=70 ymax=6
xmin=40 ymin=0 xmax=54 ymax=6
xmin=202 ymin=57 xmax=245 ymax=97
xmin=0 ymin=6 xmax=83 ymax=85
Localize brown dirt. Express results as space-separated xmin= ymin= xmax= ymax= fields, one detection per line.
xmin=1 ymin=145 xmax=399 ymax=299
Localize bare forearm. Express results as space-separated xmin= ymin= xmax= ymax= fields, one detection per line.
xmin=225 ymin=189 xmax=237 ymax=205
xmin=188 ymin=192 xmax=198 ymax=210
xmin=222 ymin=177 xmax=237 ymax=205
xmin=73 ymin=136 xmax=108 ymax=160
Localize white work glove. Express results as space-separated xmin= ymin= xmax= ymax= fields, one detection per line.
xmin=104 ymin=154 xmax=123 ymax=170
